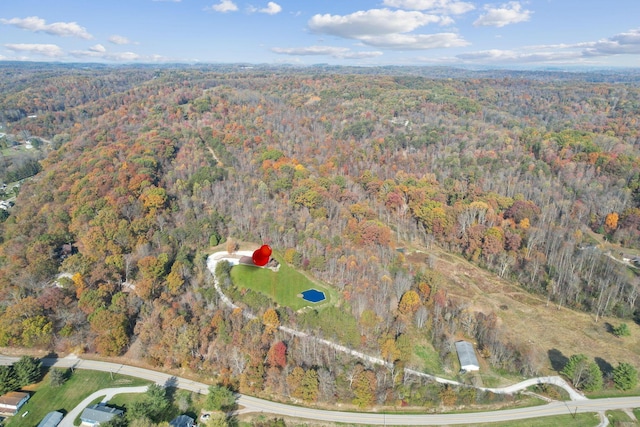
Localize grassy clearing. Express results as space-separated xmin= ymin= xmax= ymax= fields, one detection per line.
xmin=586 ymin=385 xmax=640 ymax=399
xmin=230 ymin=253 xmax=337 ymax=310
xmin=450 ymin=412 xmax=599 ymax=427
xmin=606 ymin=410 xmax=636 ymax=425
xmin=414 ymin=344 xmax=444 ymax=376
xmin=5 ymin=370 xmax=150 ymax=427
xmin=107 ymin=392 xmax=148 ymax=407
xmin=405 ymin=247 xmax=640 ymax=374
xmin=237 ymin=409 xmax=596 ymax=427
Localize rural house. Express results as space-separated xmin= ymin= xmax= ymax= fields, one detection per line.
xmin=80 ymin=403 xmax=123 ymax=427
xmin=0 ymin=391 xmax=30 ymax=415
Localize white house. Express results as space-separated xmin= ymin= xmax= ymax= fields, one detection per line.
xmin=0 ymin=391 xmax=30 ymax=415
xmin=455 ymin=341 xmax=480 ymax=372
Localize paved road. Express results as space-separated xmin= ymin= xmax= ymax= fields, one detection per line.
xmin=2 ymin=355 xmax=639 ymax=425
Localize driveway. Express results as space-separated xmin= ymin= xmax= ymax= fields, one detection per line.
xmin=58 ymin=386 xmax=149 ymax=427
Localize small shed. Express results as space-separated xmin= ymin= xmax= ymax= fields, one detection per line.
xmin=0 ymin=391 xmax=30 ymax=415
xmin=455 ymin=340 xmax=480 ymax=372
xmin=37 ymin=411 xmax=64 ymax=427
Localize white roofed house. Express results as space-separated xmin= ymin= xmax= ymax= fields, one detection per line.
xmin=80 ymin=404 xmax=124 ymax=427
xmin=0 ymin=391 xmax=30 ymax=415
xmin=455 ymin=340 xmax=480 ymax=373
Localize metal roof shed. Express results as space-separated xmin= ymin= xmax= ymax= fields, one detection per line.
xmin=455 ymin=340 xmax=480 ymax=372
xmin=37 ymin=411 xmax=63 ymax=427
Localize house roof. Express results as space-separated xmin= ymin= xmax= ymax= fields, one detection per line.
xmin=0 ymin=391 xmax=29 ymax=406
xmin=37 ymin=411 xmax=64 ymax=427
xmin=81 ymin=404 xmax=123 ymax=423
xmin=455 ymin=341 xmax=479 ymax=369
xmin=170 ymin=415 xmax=195 ymax=427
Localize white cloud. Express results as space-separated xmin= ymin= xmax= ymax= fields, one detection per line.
xmin=109 ymin=35 xmax=135 ymax=45
xmin=89 ymin=44 xmax=107 ymax=53
xmin=473 ymin=2 xmax=532 ymax=28
xmin=383 ymin=0 xmax=475 ymax=15
xmin=209 ymin=0 xmax=238 ymax=13
xmin=71 ymin=47 xmax=141 ymax=61
xmin=457 ymin=49 xmax=581 ymax=63
xmin=260 ymin=2 xmax=282 ymax=15
xmin=454 ymin=28 xmax=640 ymax=65
xmin=309 ymin=9 xmax=449 ymax=39
xmin=307 ymin=8 xmax=465 ymax=51
xmin=1 ymin=16 xmax=93 ymax=39
xmin=582 ymin=28 xmax=640 ymax=56
xmin=4 ymin=43 xmax=64 ymax=57
xmin=360 ymin=32 xmax=469 ymax=50
xmin=271 ymin=45 xmax=383 ymax=59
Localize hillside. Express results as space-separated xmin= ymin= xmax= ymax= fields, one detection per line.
xmin=1 ymin=64 xmax=639 ymax=405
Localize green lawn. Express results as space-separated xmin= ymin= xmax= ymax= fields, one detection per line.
xmin=414 ymin=344 xmax=444 ymax=375
xmin=5 ymin=369 xmax=150 ymax=427
xmin=451 ymin=413 xmax=599 ymax=427
xmin=586 ymin=385 xmax=640 ymax=399
xmin=606 ymin=409 xmax=637 ymax=425
xmin=107 ymin=392 xmax=148 ymax=407
xmin=230 ymin=254 xmax=337 ymax=310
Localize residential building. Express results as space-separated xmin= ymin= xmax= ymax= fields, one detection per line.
xmin=169 ymin=415 xmax=196 ymax=427
xmin=0 ymin=391 xmax=30 ymax=415
xmin=80 ymin=403 xmax=123 ymax=427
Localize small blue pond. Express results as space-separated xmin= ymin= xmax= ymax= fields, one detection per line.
xmin=301 ymin=289 xmax=326 ymax=303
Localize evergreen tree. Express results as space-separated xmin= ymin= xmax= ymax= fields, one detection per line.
xmin=612 ymin=323 xmax=631 ymax=337
xmin=13 ymin=356 xmax=42 ymax=387
xmin=583 ymin=362 xmax=603 ymax=392
xmin=613 ymin=362 xmax=638 ymax=391
xmin=562 ymin=354 xmax=602 ymax=391
xmin=0 ymin=365 xmax=17 ymax=394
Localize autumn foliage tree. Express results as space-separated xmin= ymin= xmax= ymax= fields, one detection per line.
xmin=398 ymin=290 xmax=421 ymax=315
xmin=267 ymin=341 xmax=287 ymax=368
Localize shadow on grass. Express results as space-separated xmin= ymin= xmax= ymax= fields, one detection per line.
xmin=548 ymin=348 xmax=569 ymax=372
xmin=595 ymin=357 xmax=614 ymax=376
xmin=604 ymin=322 xmax=614 ymax=335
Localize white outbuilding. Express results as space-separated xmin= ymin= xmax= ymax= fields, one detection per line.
xmin=455 ymin=340 xmax=480 ymax=372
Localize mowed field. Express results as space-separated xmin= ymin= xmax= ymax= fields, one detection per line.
xmin=407 ymin=247 xmax=640 ymax=382
xmin=230 ymin=253 xmax=337 ymax=311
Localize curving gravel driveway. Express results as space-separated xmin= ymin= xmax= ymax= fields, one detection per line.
xmin=206 ymin=252 xmax=586 ymax=401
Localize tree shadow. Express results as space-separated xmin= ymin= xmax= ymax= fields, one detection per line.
xmin=595 ymin=357 xmax=614 ymax=376
xmin=604 ymin=322 xmax=614 ymax=334
xmin=164 ymin=376 xmax=178 ymax=401
xmin=548 ymin=348 xmax=569 ymax=372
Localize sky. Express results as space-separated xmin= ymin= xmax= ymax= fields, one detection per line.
xmin=1 ymin=0 xmax=639 ymax=69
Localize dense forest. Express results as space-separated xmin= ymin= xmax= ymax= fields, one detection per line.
xmin=0 ymin=63 xmax=639 ymax=407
